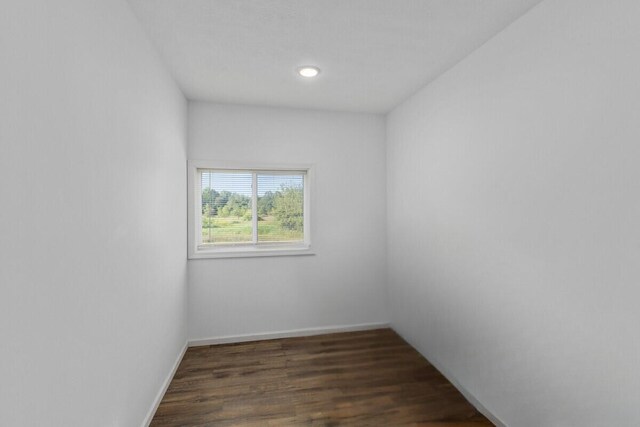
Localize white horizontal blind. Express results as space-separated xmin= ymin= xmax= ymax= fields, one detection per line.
xmin=198 ymin=169 xmax=305 ymax=246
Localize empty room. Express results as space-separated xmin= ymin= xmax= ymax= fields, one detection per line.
xmin=2 ymin=0 xmax=639 ymax=426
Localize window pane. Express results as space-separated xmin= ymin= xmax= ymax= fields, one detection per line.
xmin=257 ymin=173 xmax=304 ymax=242
xmin=201 ymin=171 xmax=252 ymax=244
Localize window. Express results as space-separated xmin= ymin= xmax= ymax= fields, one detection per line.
xmin=188 ymin=161 xmax=313 ymax=259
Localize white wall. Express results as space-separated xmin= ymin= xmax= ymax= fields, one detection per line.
xmin=0 ymin=1 xmax=187 ymax=426
xmin=188 ymin=102 xmax=388 ymax=341
xmin=387 ymin=0 xmax=640 ymax=425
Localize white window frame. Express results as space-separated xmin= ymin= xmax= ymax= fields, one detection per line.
xmin=188 ymin=160 xmax=314 ymax=259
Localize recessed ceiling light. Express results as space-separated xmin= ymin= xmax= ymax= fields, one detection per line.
xmin=297 ymin=66 xmax=320 ymax=78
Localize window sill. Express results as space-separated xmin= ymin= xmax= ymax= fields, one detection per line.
xmin=189 ymin=244 xmax=315 ymax=260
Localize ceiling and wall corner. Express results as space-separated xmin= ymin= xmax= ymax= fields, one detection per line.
xmin=126 ymin=0 xmax=544 ymax=113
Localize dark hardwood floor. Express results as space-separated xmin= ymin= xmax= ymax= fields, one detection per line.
xmin=151 ymin=328 xmax=493 ymax=426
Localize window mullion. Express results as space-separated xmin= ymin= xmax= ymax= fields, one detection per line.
xmin=196 ymin=171 xmax=203 ymax=246
xmin=252 ymin=172 xmax=258 ymax=244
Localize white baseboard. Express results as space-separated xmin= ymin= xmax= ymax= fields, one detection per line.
xmin=427 ymin=358 xmax=506 ymax=427
xmin=188 ymin=322 xmax=390 ymax=347
xmin=142 ymin=342 xmax=188 ymax=427
xmin=392 ymin=329 xmax=506 ymax=427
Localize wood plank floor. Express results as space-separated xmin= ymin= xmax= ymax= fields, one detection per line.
xmin=151 ymin=329 xmax=493 ymax=426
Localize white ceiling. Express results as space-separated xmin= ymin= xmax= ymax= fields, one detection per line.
xmin=128 ymin=0 xmax=543 ymax=113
